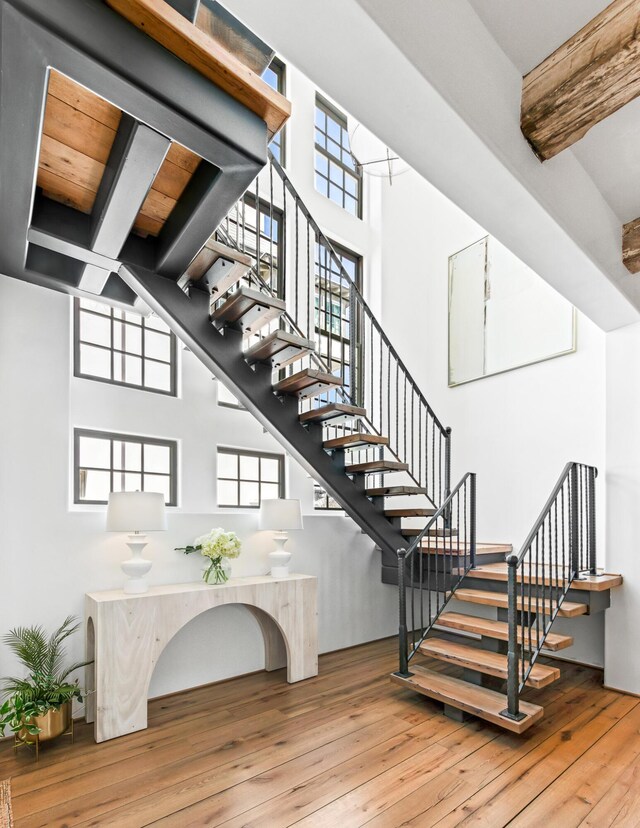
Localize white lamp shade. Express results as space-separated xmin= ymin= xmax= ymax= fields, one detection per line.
xmin=106 ymin=491 xmax=167 ymax=532
xmin=259 ymin=498 xmax=303 ymax=532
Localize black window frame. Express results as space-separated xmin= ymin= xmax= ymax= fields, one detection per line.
xmin=220 ymin=191 xmax=285 ymax=299
xmin=313 ymin=482 xmax=343 ymax=511
xmin=74 ymin=298 xmax=178 ymax=397
xmin=315 ymin=238 xmax=363 ymax=402
xmin=314 ymin=95 xmax=362 ymax=218
xmin=262 ymin=57 xmax=286 ymax=166
xmin=217 ymin=447 xmax=285 ymax=509
xmin=73 ymin=428 xmax=178 ymax=506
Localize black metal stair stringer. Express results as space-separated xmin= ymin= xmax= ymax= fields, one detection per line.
xmin=119 ymin=263 xmax=409 ymax=557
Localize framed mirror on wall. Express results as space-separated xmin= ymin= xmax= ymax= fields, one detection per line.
xmin=448 ymin=235 xmax=576 ymax=387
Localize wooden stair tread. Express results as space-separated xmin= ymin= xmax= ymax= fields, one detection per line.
xmin=181 ymin=238 xmax=252 ymax=295
xmin=385 ymin=508 xmax=436 ymax=518
xmin=419 ymin=638 xmax=560 ymax=689
xmin=366 ymin=485 xmax=428 ymax=497
xmin=347 ymin=460 xmax=409 ymax=474
xmin=273 ymin=368 xmax=343 ymax=400
xmin=465 ymin=563 xmax=623 ymax=593
xmin=402 ymin=527 xmax=459 ymax=537
xmin=324 ymin=433 xmax=389 ymax=450
xmin=455 ymin=588 xmax=588 ymax=618
xmin=391 ymin=665 xmax=543 ymax=734
xmin=299 ymin=403 xmax=366 ymax=425
xmin=437 ymin=611 xmax=573 ymax=652
xmin=211 ymin=286 xmax=285 ymax=335
xmin=244 ymin=330 xmax=315 ymax=368
xmin=420 ymin=542 xmax=512 ymax=555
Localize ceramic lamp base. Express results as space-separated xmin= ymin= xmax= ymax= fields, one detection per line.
xmin=121 ymin=533 xmax=152 ymax=594
xmin=269 ymin=533 xmax=291 ymax=577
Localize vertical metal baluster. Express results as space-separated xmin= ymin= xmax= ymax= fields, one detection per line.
xmin=396 ymin=549 xmax=409 ymax=676
xmin=395 ymin=362 xmax=400 ymax=457
xmin=570 ymin=464 xmax=579 ymax=577
xmin=470 ymin=472 xmax=476 ymax=569
xmin=504 ymin=555 xmax=522 ymax=721
xmin=588 ymin=466 xmax=597 ymax=575
xmin=379 ymin=333 xmax=383 ymax=438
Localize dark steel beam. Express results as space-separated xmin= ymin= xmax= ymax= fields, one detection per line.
xmin=120 ymin=264 xmax=407 ymax=556
xmin=156 ymin=159 xmax=261 ymax=278
xmin=78 ymin=114 xmax=170 ymax=292
xmin=29 ymin=196 xmax=156 ymax=272
xmin=91 ymin=115 xmax=170 ymax=257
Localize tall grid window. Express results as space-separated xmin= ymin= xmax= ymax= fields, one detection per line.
xmin=262 ymin=58 xmax=286 ymax=165
xmin=217 ymin=448 xmax=284 ymax=508
xmin=314 ymin=96 xmax=362 ymax=217
xmin=221 ymin=194 xmax=284 ymax=297
xmin=74 ymin=429 xmax=177 ymax=505
xmin=74 ymin=298 xmax=177 ymax=395
xmin=315 ymin=240 xmax=362 ymax=401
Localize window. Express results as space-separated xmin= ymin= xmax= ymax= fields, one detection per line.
xmin=217 ymin=381 xmax=246 ymax=410
xmin=315 ymin=240 xmax=362 ymax=401
xmin=220 ymin=194 xmax=284 ymax=297
xmin=314 ymin=96 xmax=362 ymax=217
xmin=74 ymin=298 xmax=177 ymax=395
xmin=262 ymin=58 xmax=286 ymax=164
xmin=314 ymin=483 xmax=342 ymax=511
xmin=217 ymin=448 xmax=284 ymax=508
xmin=74 ymin=429 xmax=177 ymax=505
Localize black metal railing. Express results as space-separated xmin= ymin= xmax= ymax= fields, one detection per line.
xmin=396 ymin=472 xmax=476 ymax=677
xmin=217 ymin=151 xmax=451 ymax=509
xmin=502 ymin=462 xmax=597 ymax=722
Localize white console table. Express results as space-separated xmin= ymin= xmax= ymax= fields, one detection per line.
xmin=84 ymin=574 xmax=317 ymax=742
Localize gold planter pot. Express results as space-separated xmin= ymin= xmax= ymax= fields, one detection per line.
xmin=18 ymin=701 xmax=71 ymax=746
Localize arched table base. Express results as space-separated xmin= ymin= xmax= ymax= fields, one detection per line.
xmin=85 ymin=575 xmax=317 ymax=742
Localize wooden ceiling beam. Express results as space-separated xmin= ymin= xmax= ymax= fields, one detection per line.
xmin=521 ymin=0 xmax=640 ymax=160
xmin=623 ymin=217 xmax=640 ymax=274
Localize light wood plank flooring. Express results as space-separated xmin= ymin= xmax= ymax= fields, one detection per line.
xmin=0 ymin=636 xmax=637 ymax=826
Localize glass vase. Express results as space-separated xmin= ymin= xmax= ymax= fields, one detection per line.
xmin=203 ymin=557 xmax=230 ymax=585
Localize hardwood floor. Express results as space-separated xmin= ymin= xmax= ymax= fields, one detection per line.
xmin=0 ymin=636 xmax=638 ymax=827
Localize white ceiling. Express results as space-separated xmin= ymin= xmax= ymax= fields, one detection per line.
xmin=469 ymin=0 xmax=640 ymax=225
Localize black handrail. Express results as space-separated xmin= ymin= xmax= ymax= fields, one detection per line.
xmin=217 ymin=150 xmax=451 ymax=509
xmin=502 ymin=461 xmax=597 ymax=722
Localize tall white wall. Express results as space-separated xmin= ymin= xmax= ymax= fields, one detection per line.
xmin=605 ymin=323 xmax=640 ymax=692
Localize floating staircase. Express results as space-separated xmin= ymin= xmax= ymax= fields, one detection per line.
xmin=0 ymin=0 xmax=623 ymax=738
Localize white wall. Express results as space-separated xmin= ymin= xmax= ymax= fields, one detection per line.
xmin=605 ymin=322 xmax=640 ymax=692
xmin=0 ymin=275 xmax=399 ymax=704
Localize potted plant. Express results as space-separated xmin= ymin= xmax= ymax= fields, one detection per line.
xmin=0 ymin=615 xmax=90 ymax=747
xmin=176 ymin=527 xmax=242 ymax=584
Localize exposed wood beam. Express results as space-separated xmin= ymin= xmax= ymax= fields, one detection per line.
xmin=521 ymin=0 xmax=640 ymax=160
xmin=623 ymin=217 xmax=640 ymax=274
xmin=105 ymin=0 xmax=290 ymax=137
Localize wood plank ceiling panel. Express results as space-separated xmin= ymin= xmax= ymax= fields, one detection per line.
xmin=36 ymin=71 xmax=201 ymax=237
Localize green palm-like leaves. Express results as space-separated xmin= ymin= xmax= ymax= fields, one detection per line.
xmin=0 ymin=615 xmax=92 ymax=737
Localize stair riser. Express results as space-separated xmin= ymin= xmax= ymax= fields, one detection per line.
xmin=459 ymin=576 xmax=610 ymax=613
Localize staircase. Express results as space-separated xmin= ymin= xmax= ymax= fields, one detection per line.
xmin=119 ymin=155 xmax=623 ymax=734
xmin=391 ymin=462 xmax=622 ymax=732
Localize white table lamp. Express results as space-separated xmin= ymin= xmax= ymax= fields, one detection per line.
xmin=106 ymin=491 xmax=167 ymax=594
xmin=259 ymin=498 xmax=303 ymax=577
